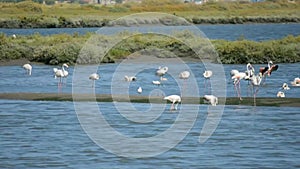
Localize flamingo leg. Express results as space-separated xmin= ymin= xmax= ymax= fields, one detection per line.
xmin=170 ymin=102 xmax=174 ymax=111
xmin=237 ymin=80 xmax=242 ymax=101
xmin=204 ymin=79 xmax=207 ymax=94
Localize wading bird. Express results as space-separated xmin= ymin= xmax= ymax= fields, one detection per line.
xmin=282 ymin=83 xmax=290 ymax=90
xmin=231 ymin=70 xmax=247 ymax=101
xmin=277 ymin=91 xmax=285 ymax=98
xmin=137 ymin=86 xmax=142 ymax=94
xmin=124 ymin=76 xmax=136 ymax=82
xmin=22 ymin=63 xmax=32 ymax=76
xmin=89 ymin=73 xmax=100 ymax=87
xmin=203 ymin=70 xmax=212 ymax=92
xmin=251 ymin=73 xmax=263 ymax=106
xmin=291 ymin=77 xmax=300 ymax=86
xmin=203 ymin=95 xmax=218 ymax=106
xmin=53 ymin=63 xmax=69 ymax=87
xmin=259 ymin=61 xmax=279 ymax=83
xmin=156 ymin=66 xmax=168 ymax=76
xmin=164 ymin=95 xmax=181 ymax=111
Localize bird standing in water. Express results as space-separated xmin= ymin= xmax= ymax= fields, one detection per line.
xmin=164 ymin=95 xmax=181 ymax=111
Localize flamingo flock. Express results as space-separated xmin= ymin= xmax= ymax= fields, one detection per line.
xmin=20 ymin=59 xmax=299 ymax=108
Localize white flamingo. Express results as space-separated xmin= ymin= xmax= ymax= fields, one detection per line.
xmin=250 ymin=72 xmax=263 ymax=106
xmin=152 ymin=80 xmax=161 ymax=86
xmin=137 ymin=86 xmax=142 ymax=94
xmin=231 ymin=70 xmax=247 ymax=100
xmin=89 ymin=73 xmax=100 ymax=87
xmin=291 ymin=77 xmax=300 ymax=86
xmin=179 ymin=71 xmax=190 ymax=80
xmin=160 ymin=76 xmax=167 ymax=81
xmin=203 ymin=95 xmax=218 ymax=106
xmin=53 ymin=63 xmax=69 ymax=86
xmin=277 ymin=91 xmax=285 ymax=98
xmin=156 ymin=66 xmax=168 ymax=76
xmin=282 ymin=83 xmax=290 ymax=90
xmin=179 ymin=70 xmax=190 ymax=94
xmin=164 ymin=95 xmax=181 ymax=110
xmin=203 ymin=70 xmax=212 ymax=92
xmin=22 ymin=63 xmax=32 ymax=76
xmin=124 ymin=76 xmax=136 ymax=82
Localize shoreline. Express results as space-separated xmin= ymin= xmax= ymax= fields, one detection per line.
xmin=0 ymin=93 xmax=300 ymax=107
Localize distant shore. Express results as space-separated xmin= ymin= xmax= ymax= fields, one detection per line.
xmin=0 ymin=1 xmax=299 ymax=28
xmin=0 ymin=16 xmax=299 ymax=29
xmin=0 ymin=93 xmax=300 ymax=107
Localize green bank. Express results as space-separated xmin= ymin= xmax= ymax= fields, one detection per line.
xmin=1 ymin=32 xmax=299 ymax=65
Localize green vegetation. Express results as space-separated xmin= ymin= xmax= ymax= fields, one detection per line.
xmin=0 ymin=0 xmax=299 ymax=28
xmin=1 ymin=31 xmax=299 ymax=65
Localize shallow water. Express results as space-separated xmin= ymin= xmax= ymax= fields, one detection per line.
xmin=0 ymin=100 xmax=299 ymax=168
xmin=0 ymin=63 xmax=299 ymax=98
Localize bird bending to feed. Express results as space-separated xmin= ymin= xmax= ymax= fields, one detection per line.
xmin=203 ymin=70 xmax=213 ymax=79
xmin=277 ymin=91 xmax=285 ymax=98
xmin=179 ymin=71 xmax=190 ymax=79
xmin=291 ymin=77 xmax=300 ymax=86
xmin=89 ymin=73 xmax=100 ymax=87
xmin=160 ymin=76 xmax=167 ymax=81
xmin=156 ymin=66 xmax=168 ymax=76
xmin=152 ymin=80 xmax=161 ymax=85
xmin=231 ymin=70 xmax=247 ymax=101
xmin=53 ymin=63 xmax=69 ymax=86
xmin=203 ymin=95 xmax=218 ymax=106
xmin=124 ymin=76 xmax=136 ymax=82
xmin=137 ymin=87 xmax=142 ymax=94
xmin=164 ymin=95 xmax=181 ymax=110
xmin=282 ymin=83 xmax=290 ymax=90
xmin=22 ymin=63 xmax=32 ymax=76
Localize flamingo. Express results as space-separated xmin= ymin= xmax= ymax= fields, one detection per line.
xmin=203 ymin=70 xmax=212 ymax=92
xmin=22 ymin=63 xmax=32 ymax=76
xmin=160 ymin=76 xmax=167 ymax=81
xmin=179 ymin=71 xmax=190 ymax=79
xmin=53 ymin=63 xmax=69 ymax=87
xmin=245 ymin=63 xmax=255 ymax=81
xmin=231 ymin=63 xmax=256 ymax=100
xmin=231 ymin=70 xmax=247 ymax=100
xmin=152 ymin=80 xmax=161 ymax=86
xmin=156 ymin=66 xmax=168 ymax=76
xmin=89 ymin=73 xmax=100 ymax=87
xmin=124 ymin=76 xmax=136 ymax=82
xmin=282 ymin=83 xmax=290 ymax=90
xmin=291 ymin=77 xmax=300 ymax=86
xmin=203 ymin=95 xmax=218 ymax=106
xmin=250 ymin=72 xmax=263 ymax=106
xmin=259 ymin=61 xmax=279 ymax=84
xmin=277 ymin=91 xmax=285 ymax=98
xmin=179 ymin=70 xmax=190 ymax=95
xmin=137 ymin=86 xmax=142 ymax=94
xmin=164 ymin=95 xmax=181 ymax=111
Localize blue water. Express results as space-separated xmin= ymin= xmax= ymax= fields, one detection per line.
xmin=1 ymin=23 xmax=300 ymax=41
xmin=0 ymin=100 xmax=299 ymax=168
xmin=1 ymin=23 xmax=300 ymax=168
xmin=0 ymin=63 xmax=299 ymax=98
